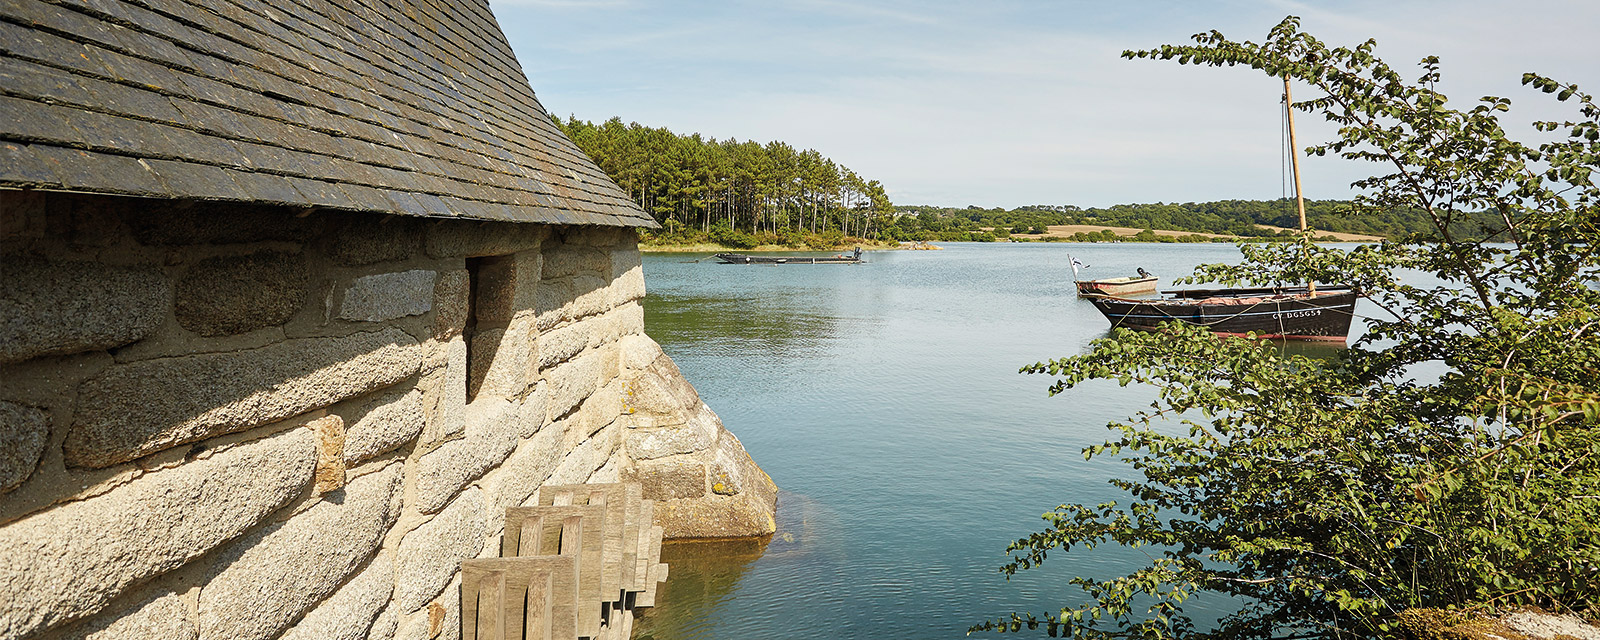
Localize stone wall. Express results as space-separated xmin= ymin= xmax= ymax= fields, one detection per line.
xmin=0 ymin=191 xmax=776 ymax=640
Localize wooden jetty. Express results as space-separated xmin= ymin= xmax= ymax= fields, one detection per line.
xmin=461 ymin=482 xmax=667 ymax=640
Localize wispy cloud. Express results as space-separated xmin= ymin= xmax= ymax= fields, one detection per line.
xmin=493 ymin=0 xmax=1600 ymax=207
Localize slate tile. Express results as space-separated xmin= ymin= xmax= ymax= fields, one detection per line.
xmin=106 ymin=25 xmax=196 ymax=72
xmin=333 ymin=182 xmax=390 ymax=211
xmin=486 ymin=202 xmax=522 ymax=222
xmin=182 ymin=48 xmax=253 ymax=88
xmin=145 ymin=158 xmax=249 ymax=199
xmin=399 ymin=171 xmax=446 ymax=196
xmin=170 ymin=98 xmax=251 ymax=139
xmin=7 ymin=0 xmax=120 ymax=47
xmin=61 ymin=108 xmax=180 ymax=157
xmin=0 ymin=19 xmax=38 ymax=56
xmin=405 ymin=152 xmax=443 ymax=177
xmin=382 ymin=189 xmax=428 ymax=216
xmin=33 ymin=145 xmax=168 ymax=196
xmin=449 ymin=197 xmax=487 ymax=220
xmin=0 ymin=95 xmax=80 ymax=144
xmin=0 ymin=56 xmax=94 ymax=106
xmin=283 ymin=176 xmax=356 ymax=208
xmin=410 ymin=191 xmax=449 ymax=216
xmin=326 ymin=155 xmax=380 ymax=184
xmin=291 ymin=125 xmax=346 ymax=158
xmin=0 ymin=142 xmax=63 ymax=186
xmin=86 ymin=0 xmax=191 ymax=41
xmin=157 ymin=125 xmax=248 ymax=166
xmin=338 ymin=139 xmax=386 ymax=166
xmin=287 ymin=147 xmax=343 ymax=177
xmin=2 ymin=24 xmax=104 ymax=75
xmin=226 ymin=110 xmax=282 ymax=143
xmin=226 ymin=168 xmax=307 ymax=205
xmin=178 ymin=73 xmax=288 ymax=120
xmin=431 ymin=195 xmax=466 ymax=218
xmin=68 ymin=0 xmax=144 ymax=26
xmin=80 ymin=75 xmax=186 ymax=123
xmin=234 ymin=141 xmax=297 ymax=173
xmin=86 ymin=44 xmax=189 ymax=93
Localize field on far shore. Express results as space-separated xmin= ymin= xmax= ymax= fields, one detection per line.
xmin=642 ymin=224 xmax=1387 ymax=252
xmin=1251 ymin=224 xmax=1385 ymax=241
xmin=1002 ymin=224 xmax=1385 ymax=242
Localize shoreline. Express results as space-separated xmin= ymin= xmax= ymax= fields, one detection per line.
xmin=642 ymin=237 xmax=1380 ymax=253
xmin=640 ymin=242 xmax=900 ymax=253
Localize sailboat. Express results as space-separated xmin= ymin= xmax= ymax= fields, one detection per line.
xmin=1083 ymin=77 xmax=1359 ymax=341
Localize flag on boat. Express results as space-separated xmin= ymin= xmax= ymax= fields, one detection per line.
xmin=1071 ymin=257 xmax=1090 ymax=269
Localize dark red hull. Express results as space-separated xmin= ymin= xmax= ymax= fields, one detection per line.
xmin=1086 ymin=286 xmax=1358 ymax=340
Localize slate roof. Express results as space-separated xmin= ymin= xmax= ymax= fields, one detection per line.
xmin=0 ymin=0 xmax=655 ymax=227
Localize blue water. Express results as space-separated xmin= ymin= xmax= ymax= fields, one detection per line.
xmin=632 ymin=242 xmax=1368 ymax=640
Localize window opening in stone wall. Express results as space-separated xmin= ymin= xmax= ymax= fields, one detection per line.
xmin=465 ymin=256 xmax=483 ymax=403
xmin=464 ymin=254 xmax=514 ymax=404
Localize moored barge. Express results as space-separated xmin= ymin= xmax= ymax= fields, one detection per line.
xmin=1085 ymin=285 xmax=1358 ymax=340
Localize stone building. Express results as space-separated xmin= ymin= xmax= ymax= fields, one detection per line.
xmin=0 ymin=0 xmax=775 ymax=638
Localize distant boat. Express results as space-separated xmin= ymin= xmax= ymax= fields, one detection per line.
xmin=1076 ymin=267 xmax=1158 ymax=296
xmin=715 ymin=247 xmax=863 ymax=265
xmin=1085 ymin=285 xmax=1358 ymax=341
xmin=1068 ymin=256 xmax=1158 ymax=296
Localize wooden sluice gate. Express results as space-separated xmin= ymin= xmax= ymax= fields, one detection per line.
xmin=461 ymin=483 xmax=668 ymax=640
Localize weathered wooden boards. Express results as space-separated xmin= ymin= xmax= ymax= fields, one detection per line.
xmin=461 ymin=483 xmax=667 ymax=640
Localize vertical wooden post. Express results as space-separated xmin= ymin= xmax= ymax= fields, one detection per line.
xmin=468 ymin=483 xmax=668 ymax=640
xmin=1285 ymin=75 xmax=1316 ymax=295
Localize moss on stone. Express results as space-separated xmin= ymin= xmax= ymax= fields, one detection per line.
xmin=1396 ymin=608 xmax=1528 ymax=640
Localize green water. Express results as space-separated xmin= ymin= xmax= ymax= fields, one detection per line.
xmin=632 ymin=242 xmax=1367 ymax=640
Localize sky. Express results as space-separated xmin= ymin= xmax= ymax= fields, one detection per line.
xmin=487 ymin=0 xmax=1598 ymax=209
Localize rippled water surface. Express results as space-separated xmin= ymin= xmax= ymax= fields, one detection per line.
xmin=632 ymin=242 xmax=1367 ymax=640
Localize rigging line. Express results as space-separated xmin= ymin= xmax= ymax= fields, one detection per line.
xmin=1282 ymin=95 xmax=1292 ymax=217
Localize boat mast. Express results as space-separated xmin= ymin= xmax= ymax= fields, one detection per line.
xmin=1283 ymin=76 xmax=1315 ymax=294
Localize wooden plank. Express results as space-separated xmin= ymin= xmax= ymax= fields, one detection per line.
xmin=502 ymin=504 xmax=607 ymax=636
xmin=561 ymin=506 xmax=606 ymax=638
xmin=638 ymin=526 xmax=665 ymax=607
xmin=461 ymin=556 xmax=576 ymax=640
xmin=620 ymin=484 xmax=641 ymax=593
xmin=503 ymin=508 xmax=565 ymax=557
xmin=460 ymin=563 xmax=503 ymax=640
xmin=524 ymin=565 xmax=553 ymax=640
xmin=631 ymin=500 xmax=655 ymax=594
xmin=536 ymin=483 xmax=631 ymax=601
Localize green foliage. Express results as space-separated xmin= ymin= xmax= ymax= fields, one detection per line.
xmin=892 ymin=199 xmax=1467 ymax=241
xmin=975 ymin=17 xmax=1600 ymax=639
xmin=555 ymin=116 xmax=895 ymax=239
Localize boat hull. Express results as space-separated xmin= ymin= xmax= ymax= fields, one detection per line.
xmin=714 ymin=253 xmax=862 ymax=264
xmin=1076 ymin=276 xmax=1157 ymax=296
xmin=1086 ymin=287 xmax=1358 ymax=340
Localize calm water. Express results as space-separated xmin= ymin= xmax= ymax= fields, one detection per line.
xmin=633 ymin=242 xmax=1368 ymax=640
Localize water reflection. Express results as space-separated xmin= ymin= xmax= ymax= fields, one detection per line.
xmin=633 ymin=493 xmax=837 ymax=640
xmin=644 ymin=293 xmax=845 ymax=359
xmin=637 ymin=243 xmax=1353 ymax=639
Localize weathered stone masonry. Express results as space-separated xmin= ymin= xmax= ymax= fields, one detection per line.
xmin=0 ymin=0 xmax=778 ymax=635
xmin=0 ymin=193 xmax=776 ymax=640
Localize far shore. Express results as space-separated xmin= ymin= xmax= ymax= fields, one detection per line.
xmin=994 ymin=224 xmax=1386 ymax=242
xmin=641 ymin=223 xmax=1385 ymax=253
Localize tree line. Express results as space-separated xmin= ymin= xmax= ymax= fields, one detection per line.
xmin=895 ymin=199 xmax=1496 ymax=240
xmin=554 ymin=116 xmax=896 ymax=243
xmin=558 ymin=115 xmax=1503 ymax=248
